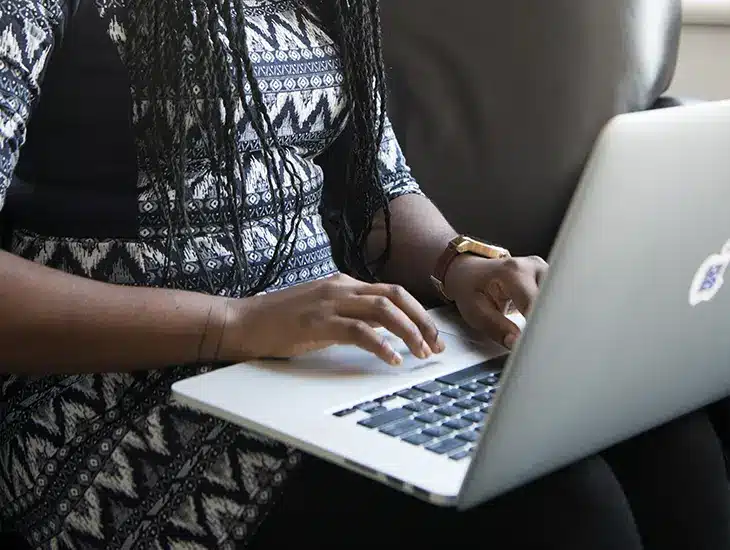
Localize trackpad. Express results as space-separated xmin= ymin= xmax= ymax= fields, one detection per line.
xmin=256 ymin=331 xmax=497 ymax=378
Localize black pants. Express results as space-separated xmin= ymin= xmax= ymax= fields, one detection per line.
xmin=710 ymin=398 xmax=730 ymax=476
xmin=252 ymin=410 xmax=730 ymax=550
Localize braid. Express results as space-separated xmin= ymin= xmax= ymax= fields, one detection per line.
xmin=124 ymin=0 xmax=392 ymax=294
xmin=331 ymin=0 xmax=391 ymax=280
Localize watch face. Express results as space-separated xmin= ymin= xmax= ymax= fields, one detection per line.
xmin=452 ymin=236 xmax=472 ymax=253
xmin=455 ymin=235 xmax=510 ymax=258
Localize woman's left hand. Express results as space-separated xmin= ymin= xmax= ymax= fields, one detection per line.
xmin=444 ymin=254 xmax=548 ymax=349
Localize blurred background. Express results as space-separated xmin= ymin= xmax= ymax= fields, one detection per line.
xmin=670 ymin=0 xmax=730 ymax=99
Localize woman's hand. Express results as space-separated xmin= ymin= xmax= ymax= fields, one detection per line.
xmin=219 ymin=273 xmax=445 ymax=365
xmin=444 ymin=254 xmax=548 ymax=349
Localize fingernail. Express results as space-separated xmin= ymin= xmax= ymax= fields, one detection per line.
xmin=504 ymin=333 xmax=518 ymax=349
xmin=420 ymin=341 xmax=432 ymax=358
xmin=434 ymin=336 xmax=446 ymax=353
xmin=390 ymin=351 xmax=403 ymax=366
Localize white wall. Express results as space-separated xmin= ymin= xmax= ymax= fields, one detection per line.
xmin=668 ymin=0 xmax=730 ymax=99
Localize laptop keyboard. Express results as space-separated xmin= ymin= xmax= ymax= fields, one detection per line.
xmin=332 ymin=361 xmax=502 ymax=461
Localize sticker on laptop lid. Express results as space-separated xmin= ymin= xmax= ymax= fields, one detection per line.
xmin=689 ymin=239 xmax=730 ymax=307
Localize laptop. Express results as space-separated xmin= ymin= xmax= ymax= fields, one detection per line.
xmin=172 ymin=100 xmax=730 ymax=509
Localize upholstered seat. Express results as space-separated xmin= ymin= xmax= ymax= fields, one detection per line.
xmin=382 ymin=0 xmax=682 ymax=258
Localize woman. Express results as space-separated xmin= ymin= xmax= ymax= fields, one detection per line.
xmin=0 ymin=0 xmax=729 ymax=548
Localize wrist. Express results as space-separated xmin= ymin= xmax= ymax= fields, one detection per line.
xmin=442 ymin=253 xmax=485 ymax=300
xmin=211 ymin=295 xmax=264 ymax=363
xmin=196 ymin=295 xmax=233 ymax=363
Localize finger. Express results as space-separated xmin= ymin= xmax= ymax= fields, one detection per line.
xmin=326 ymin=317 xmax=404 ymax=366
xmin=364 ymin=283 xmax=443 ymax=353
xmin=337 ymin=295 xmax=431 ymax=360
xmin=471 ymin=292 xmax=523 ymax=349
xmin=524 ymin=255 xmax=549 ymax=286
xmin=495 ymin=266 xmax=540 ymax=315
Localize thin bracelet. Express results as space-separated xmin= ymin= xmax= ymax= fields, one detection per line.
xmin=196 ymin=303 xmax=215 ymax=364
xmin=213 ymin=298 xmax=231 ymax=362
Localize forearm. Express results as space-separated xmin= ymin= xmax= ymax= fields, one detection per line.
xmin=367 ymin=194 xmax=457 ymax=303
xmin=0 ymin=250 xmax=228 ymax=374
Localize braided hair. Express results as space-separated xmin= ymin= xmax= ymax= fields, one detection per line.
xmin=124 ymin=0 xmax=391 ymax=295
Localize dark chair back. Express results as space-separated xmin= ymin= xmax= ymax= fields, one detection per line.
xmin=383 ymin=0 xmax=682 ymax=257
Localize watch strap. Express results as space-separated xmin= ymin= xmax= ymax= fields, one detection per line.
xmin=431 ymin=236 xmax=511 ymax=302
xmin=430 ymin=241 xmax=460 ymax=302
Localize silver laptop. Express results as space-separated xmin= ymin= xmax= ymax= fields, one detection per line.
xmin=172 ymin=100 xmax=730 ymax=509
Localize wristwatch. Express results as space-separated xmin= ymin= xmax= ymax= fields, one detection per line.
xmin=431 ymin=235 xmax=511 ymax=302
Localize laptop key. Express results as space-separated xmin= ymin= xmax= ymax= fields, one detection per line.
xmin=377 ymin=394 xmax=397 ymax=403
xmin=423 ymin=395 xmax=451 ymax=406
xmin=435 ymin=406 xmax=462 ymax=417
xmin=355 ymin=401 xmax=381 ymax=412
xmin=464 ymin=411 xmax=486 ymax=423
xmin=423 ymin=425 xmax=453 ymax=438
xmin=396 ymin=389 xmax=425 ymax=400
xmin=415 ymin=381 xmax=449 ymax=393
xmin=333 ymin=408 xmax=356 ymax=417
xmin=450 ymin=449 xmax=471 ymax=461
xmin=426 ymin=438 xmax=467 ymax=455
xmin=358 ymin=408 xmax=410 ymax=428
xmin=477 ymin=374 xmax=501 ymax=385
xmin=460 ymin=382 xmax=482 ymax=392
xmin=457 ymin=430 xmax=480 ymax=442
xmin=380 ymin=419 xmax=422 ymax=437
xmin=454 ymin=399 xmax=482 ymax=410
xmin=444 ymin=418 xmax=472 ymax=430
xmin=472 ymin=392 xmax=492 ymax=403
xmin=436 ymin=362 xmax=492 ymax=386
xmin=442 ymin=388 xmax=469 ymax=399
xmin=403 ymin=432 xmax=434 ymax=446
xmin=415 ymin=412 xmax=442 ymax=424
xmin=404 ymin=401 xmax=431 ymax=413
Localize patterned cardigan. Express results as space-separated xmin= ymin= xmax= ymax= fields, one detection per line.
xmin=0 ymin=0 xmax=422 ymax=547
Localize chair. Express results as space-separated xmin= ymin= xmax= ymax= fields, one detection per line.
xmin=382 ymin=0 xmax=683 ymax=258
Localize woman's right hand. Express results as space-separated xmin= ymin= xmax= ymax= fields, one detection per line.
xmin=219 ymin=273 xmax=445 ymax=365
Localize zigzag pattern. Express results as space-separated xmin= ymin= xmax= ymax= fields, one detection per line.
xmin=0 ymin=0 xmax=422 ymax=548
